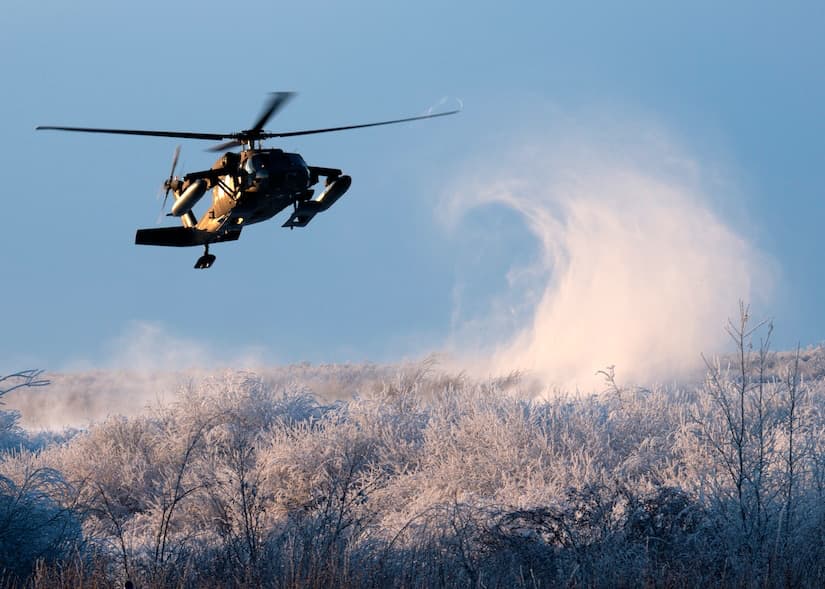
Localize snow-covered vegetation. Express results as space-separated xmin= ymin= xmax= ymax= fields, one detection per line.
xmin=3 ymin=315 xmax=825 ymax=587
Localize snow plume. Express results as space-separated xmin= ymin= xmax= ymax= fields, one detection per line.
xmin=6 ymin=321 xmax=267 ymax=429
xmin=5 ymin=321 xmax=401 ymax=430
xmin=444 ymin=118 xmax=775 ymax=392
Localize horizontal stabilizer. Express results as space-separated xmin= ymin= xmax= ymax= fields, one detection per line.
xmin=135 ymin=227 xmax=241 ymax=247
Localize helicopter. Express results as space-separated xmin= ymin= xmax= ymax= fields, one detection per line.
xmin=37 ymin=92 xmax=460 ymax=268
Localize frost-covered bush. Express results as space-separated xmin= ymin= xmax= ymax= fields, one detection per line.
xmin=0 ymin=371 xmax=84 ymax=584
xmin=7 ymin=329 xmax=825 ymax=587
xmin=0 ymin=461 xmax=81 ymax=581
xmin=0 ymin=410 xmax=26 ymax=454
xmin=0 ymin=371 xmax=51 ymax=452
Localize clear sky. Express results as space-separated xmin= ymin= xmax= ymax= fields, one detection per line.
xmin=2 ymin=1 xmax=824 ymax=384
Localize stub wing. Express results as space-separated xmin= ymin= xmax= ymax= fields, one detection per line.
xmin=135 ymin=227 xmax=242 ymax=247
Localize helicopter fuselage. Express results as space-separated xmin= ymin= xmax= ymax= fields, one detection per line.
xmin=136 ymin=148 xmax=351 ymax=252
xmin=199 ymin=148 xmax=314 ymax=227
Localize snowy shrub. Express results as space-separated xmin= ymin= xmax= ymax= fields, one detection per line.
xmin=0 ymin=461 xmax=81 ymax=581
xmin=7 ymin=325 xmax=825 ymax=587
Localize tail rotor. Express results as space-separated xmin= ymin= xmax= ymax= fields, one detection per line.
xmin=159 ymin=145 xmax=181 ymax=218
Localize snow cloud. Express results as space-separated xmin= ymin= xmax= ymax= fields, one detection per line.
xmin=8 ymin=321 xmax=267 ymax=429
xmin=443 ymin=115 xmax=775 ymax=391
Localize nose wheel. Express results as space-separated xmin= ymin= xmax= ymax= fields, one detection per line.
xmin=195 ymin=244 xmax=216 ymax=269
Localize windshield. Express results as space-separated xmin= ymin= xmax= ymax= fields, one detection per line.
xmin=245 ymin=153 xmax=306 ymax=176
xmin=244 ymin=154 xmax=274 ymax=179
xmin=286 ymin=153 xmax=307 ymax=168
xmin=243 ymin=151 xmax=308 ymax=190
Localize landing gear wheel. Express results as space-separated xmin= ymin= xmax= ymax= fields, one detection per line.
xmin=194 ymin=245 xmax=216 ymax=269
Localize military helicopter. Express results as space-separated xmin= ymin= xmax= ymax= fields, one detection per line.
xmin=37 ymin=92 xmax=460 ymax=268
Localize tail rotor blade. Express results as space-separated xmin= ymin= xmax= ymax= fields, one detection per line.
xmin=168 ymin=145 xmax=181 ymax=179
xmin=158 ymin=145 xmax=181 ymax=221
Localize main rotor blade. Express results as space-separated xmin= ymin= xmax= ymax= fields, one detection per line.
xmin=207 ymin=139 xmax=244 ymax=153
xmin=249 ymin=92 xmax=295 ymax=132
xmin=261 ymin=108 xmax=461 ymax=139
xmin=38 ymin=100 xmax=461 ymax=147
xmin=36 ymin=126 xmax=230 ymax=141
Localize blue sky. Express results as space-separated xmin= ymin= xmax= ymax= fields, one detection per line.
xmin=2 ymin=1 xmax=824 ymax=381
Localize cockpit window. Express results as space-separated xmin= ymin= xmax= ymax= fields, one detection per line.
xmin=287 ymin=153 xmax=307 ymax=167
xmin=244 ymin=154 xmax=271 ymax=179
xmin=244 ymin=152 xmax=307 ymax=187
